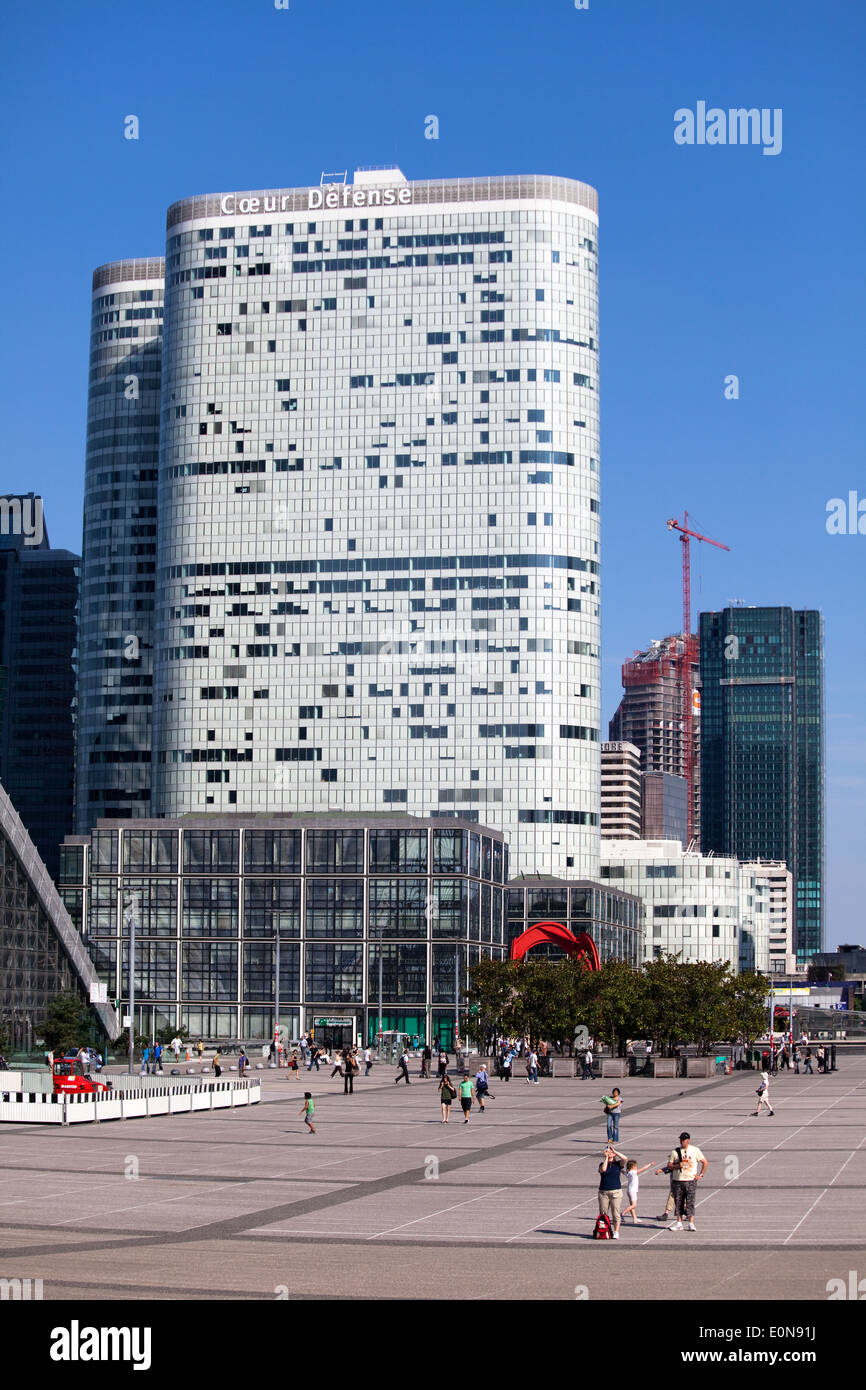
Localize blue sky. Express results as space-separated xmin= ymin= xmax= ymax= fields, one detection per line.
xmin=2 ymin=0 xmax=863 ymax=942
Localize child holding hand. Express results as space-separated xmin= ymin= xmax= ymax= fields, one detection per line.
xmin=621 ymin=1157 xmax=656 ymax=1224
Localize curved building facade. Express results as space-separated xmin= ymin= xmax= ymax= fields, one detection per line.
xmin=152 ymin=171 xmax=601 ymax=877
xmin=76 ymin=259 xmax=165 ymax=830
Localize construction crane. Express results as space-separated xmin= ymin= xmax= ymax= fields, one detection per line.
xmin=666 ymin=513 xmax=730 ymax=842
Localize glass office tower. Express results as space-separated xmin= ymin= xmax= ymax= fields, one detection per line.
xmin=700 ymin=606 xmax=824 ymax=963
xmin=75 ymin=258 xmax=165 ymax=831
xmin=0 ymin=496 xmax=78 ymax=879
xmin=151 ymin=170 xmax=601 ymax=878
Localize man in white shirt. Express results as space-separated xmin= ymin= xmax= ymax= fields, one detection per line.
xmin=363 ymin=1045 xmax=373 ymax=1077
xmin=660 ymin=1131 xmax=708 ymax=1231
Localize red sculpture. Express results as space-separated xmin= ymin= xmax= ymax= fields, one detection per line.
xmin=509 ymin=920 xmax=601 ymax=971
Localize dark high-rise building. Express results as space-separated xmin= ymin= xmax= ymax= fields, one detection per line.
xmin=641 ymin=770 xmax=688 ymax=845
xmin=75 ymin=258 xmax=164 ymax=831
xmin=0 ymin=495 xmax=78 ymax=880
xmin=609 ymin=634 xmax=700 ymax=843
xmin=700 ymin=606 xmax=824 ymax=964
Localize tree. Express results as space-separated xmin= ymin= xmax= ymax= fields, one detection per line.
xmin=722 ymin=970 xmax=769 ymax=1047
xmin=641 ymin=954 xmax=689 ymax=1056
xmin=40 ymin=991 xmax=92 ymax=1054
xmin=575 ymin=959 xmax=645 ymax=1054
xmin=0 ymin=1018 xmax=10 ymax=1055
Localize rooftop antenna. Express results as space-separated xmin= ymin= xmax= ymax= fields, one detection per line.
xmin=320 ymin=170 xmax=348 ymax=186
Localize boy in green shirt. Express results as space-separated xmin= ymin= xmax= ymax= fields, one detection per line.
xmin=300 ymin=1091 xmax=316 ymax=1134
xmin=459 ymin=1073 xmax=474 ymax=1124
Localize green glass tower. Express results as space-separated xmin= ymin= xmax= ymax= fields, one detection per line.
xmin=700 ymin=607 xmax=824 ymax=964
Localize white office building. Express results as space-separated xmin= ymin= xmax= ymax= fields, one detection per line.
xmin=151 ymin=169 xmax=602 ymax=877
xmin=600 ymin=741 xmax=641 ymax=839
xmin=600 ymin=839 xmax=747 ymax=970
xmin=743 ymin=860 xmax=794 ymax=975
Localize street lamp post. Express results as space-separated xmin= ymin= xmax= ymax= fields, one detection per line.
xmin=124 ymin=892 xmax=139 ymax=1077
xmin=274 ymin=925 xmax=281 ymax=1066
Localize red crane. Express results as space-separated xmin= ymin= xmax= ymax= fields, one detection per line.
xmin=666 ymin=513 xmax=730 ymax=842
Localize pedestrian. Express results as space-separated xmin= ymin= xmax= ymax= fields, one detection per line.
xmin=661 ymin=1131 xmax=708 ymax=1231
xmin=501 ymin=1050 xmax=512 ymax=1083
xmin=395 ymin=1048 xmax=411 ymax=1085
xmin=171 ymin=1035 xmax=182 ymax=1063
xmin=140 ymin=1045 xmax=150 ymax=1077
xmin=582 ymin=1047 xmax=596 ymax=1081
xmin=343 ymin=1049 xmax=357 ymax=1095
xmin=269 ymin=1039 xmax=277 ymax=1066
xmin=621 ymin=1157 xmax=656 ymax=1225
xmin=238 ymin=1048 xmax=249 ymax=1079
xmin=603 ymin=1088 xmax=623 ymax=1143
xmin=644 ymin=1038 xmax=654 ymax=1075
xmin=196 ymin=1039 xmax=204 ymax=1061
xmin=438 ymin=1072 xmax=456 ymax=1122
xmin=213 ymin=1048 xmax=222 ymax=1079
xmin=289 ymin=1050 xmax=299 ymax=1079
xmin=780 ymin=1044 xmax=791 ymax=1070
xmin=300 ymin=1091 xmax=316 ymax=1134
xmin=330 ymin=1052 xmax=343 ymax=1079
xmin=804 ymin=1048 xmax=814 ymax=1074
xmin=752 ymin=1070 xmax=775 ymax=1117
xmin=421 ymin=1044 xmax=432 ymax=1079
xmin=153 ymin=1042 xmax=163 ymax=1074
xmin=792 ymin=1043 xmax=800 ymax=1075
xmin=437 ymin=1049 xmax=448 ymax=1080
xmin=475 ymin=1064 xmax=491 ymax=1113
xmin=308 ymin=1045 xmax=320 ymax=1073
xmin=459 ymin=1072 xmax=473 ymax=1124
xmin=816 ymin=1045 xmax=826 ymax=1074
xmin=363 ymin=1044 xmax=372 ymax=1077
xmin=525 ymin=1048 xmax=539 ymax=1084
xmin=597 ymin=1145 xmax=626 ymax=1239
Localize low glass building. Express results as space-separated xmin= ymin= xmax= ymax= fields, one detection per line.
xmin=506 ymin=876 xmax=643 ymax=965
xmin=59 ymin=813 xmax=507 ymax=1049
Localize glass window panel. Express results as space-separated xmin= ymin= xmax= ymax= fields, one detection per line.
xmin=121 ymin=879 xmax=177 ymax=936
xmin=243 ymin=830 xmax=301 ymax=874
xmin=368 ymin=878 xmax=427 ymax=936
xmin=243 ymin=879 xmax=300 ymax=936
xmin=182 ymin=943 xmax=238 ymax=1000
xmin=305 ymin=830 xmax=364 ymax=874
xmin=183 ymin=830 xmax=239 ymax=873
xmin=433 ymin=828 xmax=466 ymax=874
xmin=305 ymin=942 xmax=364 ymax=1001
xmin=242 ymin=942 xmax=300 ymax=1001
xmin=305 ymin=879 xmax=364 ymax=937
xmin=368 ymin=942 xmax=426 ymax=1004
xmin=369 ymin=830 xmax=428 ymax=873
xmin=122 ymin=941 xmax=177 ymax=1000
xmin=182 ymin=879 xmax=239 ymax=936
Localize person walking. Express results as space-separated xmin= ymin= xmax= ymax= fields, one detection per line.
xmin=501 ymin=1049 xmax=512 ymax=1083
xmin=662 ymin=1132 xmax=708 ymax=1231
xmin=140 ymin=1045 xmax=150 ymax=1077
xmin=213 ymin=1048 xmax=222 ymax=1079
xmin=604 ymin=1088 xmax=623 ymax=1144
xmin=171 ymin=1035 xmax=182 ymax=1063
xmin=363 ymin=1044 xmax=373 ymax=1077
xmin=238 ymin=1048 xmax=249 ymax=1079
xmin=459 ymin=1073 xmax=473 ymax=1124
xmin=475 ymin=1064 xmax=491 ymax=1113
xmin=289 ymin=1050 xmax=299 ymax=1080
xmin=438 ymin=1072 xmax=456 ymax=1122
xmin=598 ymin=1145 xmax=626 ymax=1239
xmin=420 ymin=1044 xmax=432 ymax=1079
xmin=804 ymin=1048 xmax=814 ymax=1074
xmin=300 ymin=1091 xmax=316 ymax=1134
xmin=330 ymin=1052 xmax=344 ymax=1079
xmin=792 ymin=1042 xmax=800 ymax=1075
xmin=196 ymin=1039 xmax=204 ymax=1061
xmin=308 ymin=1045 xmax=320 ymax=1073
xmin=438 ymin=1049 xmax=448 ymax=1080
xmin=582 ymin=1047 xmax=596 ymax=1081
xmin=816 ymin=1045 xmax=826 ymax=1074
xmin=395 ymin=1049 xmax=411 ymax=1085
xmin=752 ymin=1070 xmax=775 ymax=1116
xmin=343 ymin=1048 xmax=357 ymax=1095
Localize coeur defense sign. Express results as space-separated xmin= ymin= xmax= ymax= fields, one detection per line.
xmin=219 ymin=185 xmax=412 ymax=217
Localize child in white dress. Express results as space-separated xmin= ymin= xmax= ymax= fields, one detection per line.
xmin=621 ymin=1157 xmax=656 ymax=1224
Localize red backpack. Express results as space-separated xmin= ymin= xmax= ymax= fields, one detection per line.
xmin=594 ymin=1212 xmax=614 ymax=1240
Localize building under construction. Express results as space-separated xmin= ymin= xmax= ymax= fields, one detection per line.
xmin=608 ymin=635 xmax=700 ymax=845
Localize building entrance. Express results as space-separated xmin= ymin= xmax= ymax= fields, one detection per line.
xmin=311 ymin=1015 xmax=357 ymax=1054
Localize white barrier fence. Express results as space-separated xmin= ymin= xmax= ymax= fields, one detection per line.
xmin=0 ymin=1078 xmax=261 ymax=1125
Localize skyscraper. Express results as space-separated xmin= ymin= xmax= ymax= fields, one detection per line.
xmin=75 ymin=258 xmax=164 ymax=831
xmin=147 ymin=169 xmax=601 ymax=877
xmin=0 ymin=496 xmax=78 ymax=879
xmin=700 ymin=606 xmax=824 ymax=963
xmin=609 ymin=634 xmax=700 ymax=842
xmin=600 ymin=741 xmax=641 ymax=838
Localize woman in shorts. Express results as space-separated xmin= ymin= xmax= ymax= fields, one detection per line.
xmin=438 ymin=1071 xmax=456 ymax=1122
xmin=458 ymin=1073 xmax=473 ymax=1124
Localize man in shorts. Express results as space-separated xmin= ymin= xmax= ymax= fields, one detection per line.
xmin=665 ymin=1131 xmax=708 ymax=1231
xmin=459 ymin=1072 xmax=473 ymax=1123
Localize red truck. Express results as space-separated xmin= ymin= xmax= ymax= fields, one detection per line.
xmin=52 ymin=1058 xmax=112 ymax=1095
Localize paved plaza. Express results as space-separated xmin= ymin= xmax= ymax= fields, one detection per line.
xmin=1 ymin=1059 xmax=865 ymax=1300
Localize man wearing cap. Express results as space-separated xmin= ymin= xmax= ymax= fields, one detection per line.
xmin=656 ymin=1131 xmax=707 ymax=1232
